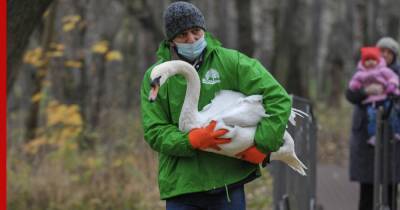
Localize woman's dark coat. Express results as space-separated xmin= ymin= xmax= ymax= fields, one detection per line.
xmin=346 ymin=59 xmax=400 ymax=184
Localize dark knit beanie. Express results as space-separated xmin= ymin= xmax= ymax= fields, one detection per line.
xmin=376 ymin=37 xmax=399 ymax=56
xmin=163 ymin=1 xmax=206 ymax=40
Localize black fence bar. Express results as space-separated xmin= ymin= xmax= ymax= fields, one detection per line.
xmin=383 ymin=119 xmax=390 ymax=208
xmin=373 ymin=103 xmax=399 ymax=210
xmin=374 ymin=107 xmax=384 ymax=210
xmin=270 ymin=95 xmax=317 ymax=210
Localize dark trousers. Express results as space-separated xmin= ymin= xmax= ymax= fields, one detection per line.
xmin=359 ymin=183 xmax=398 ymax=210
xmin=166 ymin=185 xmax=246 ymax=210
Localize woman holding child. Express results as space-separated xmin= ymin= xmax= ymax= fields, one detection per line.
xmin=346 ymin=37 xmax=400 ymax=210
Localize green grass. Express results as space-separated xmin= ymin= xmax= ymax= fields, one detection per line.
xmin=314 ymin=98 xmax=353 ymax=165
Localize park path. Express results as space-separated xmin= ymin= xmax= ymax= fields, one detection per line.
xmin=317 ymin=163 xmax=359 ymax=210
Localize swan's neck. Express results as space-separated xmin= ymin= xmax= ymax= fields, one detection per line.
xmin=173 ymin=62 xmax=201 ymax=131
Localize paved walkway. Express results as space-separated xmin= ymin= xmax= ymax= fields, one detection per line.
xmin=317 ymin=164 xmax=359 ymax=210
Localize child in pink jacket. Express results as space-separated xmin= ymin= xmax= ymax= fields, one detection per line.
xmin=349 ymin=47 xmax=400 ymax=144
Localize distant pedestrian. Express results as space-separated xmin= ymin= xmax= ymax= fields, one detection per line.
xmin=346 ymin=37 xmax=400 ymax=210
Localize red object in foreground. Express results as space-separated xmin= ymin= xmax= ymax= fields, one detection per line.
xmin=2 ymin=0 xmax=7 ymax=209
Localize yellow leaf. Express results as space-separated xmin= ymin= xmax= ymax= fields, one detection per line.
xmin=31 ymin=93 xmax=42 ymax=103
xmin=23 ymin=48 xmax=44 ymax=67
xmin=32 ymin=60 xmax=47 ymax=68
xmin=47 ymin=103 xmax=67 ymax=126
xmin=50 ymin=43 xmax=65 ymax=51
xmin=47 ymin=112 xmax=61 ymax=126
xmin=23 ymin=137 xmax=48 ymax=154
xmin=65 ymin=105 xmax=83 ymax=126
xmin=106 ymin=50 xmax=123 ymax=61
xmin=46 ymin=102 xmax=83 ymax=129
xmin=61 ymin=15 xmax=81 ymax=32
xmin=64 ymin=60 xmax=82 ymax=68
xmin=63 ymin=22 xmax=76 ymax=32
xmin=64 ymin=113 xmax=83 ymax=127
xmin=91 ymin=40 xmax=109 ymax=54
xmin=39 ymin=100 xmax=84 ymax=152
xmin=62 ymin=15 xmax=81 ymax=23
xmin=46 ymin=51 xmax=64 ymax=58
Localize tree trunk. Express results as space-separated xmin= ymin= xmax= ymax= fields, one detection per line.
xmin=25 ymin=2 xmax=56 ymax=141
xmin=327 ymin=57 xmax=344 ymax=108
xmin=386 ymin=16 xmax=398 ymax=39
xmin=235 ymin=0 xmax=254 ymax=56
xmin=7 ymin=0 xmax=54 ymax=95
xmin=125 ymin=0 xmax=164 ymax=43
xmin=271 ymin=0 xmax=309 ymax=97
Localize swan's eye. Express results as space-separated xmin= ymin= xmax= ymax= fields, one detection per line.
xmin=149 ymin=76 xmax=161 ymax=102
xmin=151 ymin=76 xmax=161 ymax=87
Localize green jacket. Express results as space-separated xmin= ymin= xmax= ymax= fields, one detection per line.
xmin=140 ymin=33 xmax=292 ymax=199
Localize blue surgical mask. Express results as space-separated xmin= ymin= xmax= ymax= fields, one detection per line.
xmin=175 ymin=35 xmax=207 ymax=61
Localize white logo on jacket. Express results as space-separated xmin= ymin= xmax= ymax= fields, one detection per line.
xmin=202 ymin=69 xmax=221 ymax=84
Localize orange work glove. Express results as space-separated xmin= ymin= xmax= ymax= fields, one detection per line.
xmin=188 ymin=121 xmax=231 ymax=151
xmin=236 ymin=146 xmax=269 ymax=164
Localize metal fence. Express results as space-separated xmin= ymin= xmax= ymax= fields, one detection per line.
xmin=268 ymin=95 xmax=318 ymax=210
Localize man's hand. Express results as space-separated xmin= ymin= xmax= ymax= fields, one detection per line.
xmin=188 ymin=121 xmax=231 ymax=151
xmin=364 ymin=83 xmax=384 ymax=95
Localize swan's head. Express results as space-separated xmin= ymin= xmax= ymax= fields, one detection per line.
xmin=148 ymin=62 xmax=175 ymax=102
xmin=149 ymin=60 xmax=195 ymax=102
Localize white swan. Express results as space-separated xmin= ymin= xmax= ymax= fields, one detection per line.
xmin=148 ymin=60 xmax=307 ymax=175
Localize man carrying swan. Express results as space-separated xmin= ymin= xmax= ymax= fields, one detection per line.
xmin=140 ymin=2 xmax=292 ymax=209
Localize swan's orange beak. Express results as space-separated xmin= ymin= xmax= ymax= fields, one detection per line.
xmin=149 ymin=77 xmax=161 ymax=102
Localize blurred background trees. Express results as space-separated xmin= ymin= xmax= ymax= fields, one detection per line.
xmin=7 ymin=0 xmax=400 ymax=209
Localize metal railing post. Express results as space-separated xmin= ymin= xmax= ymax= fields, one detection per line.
xmin=383 ymin=117 xmax=390 ymax=209
xmin=272 ymin=96 xmax=317 ymax=210
xmin=374 ymin=106 xmax=384 ymax=210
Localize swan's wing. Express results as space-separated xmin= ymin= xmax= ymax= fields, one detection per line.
xmin=200 ymin=91 xmax=267 ymax=127
xmin=284 ymin=155 xmax=307 ymax=176
xmin=200 ymin=90 xmax=245 ymax=123
xmin=270 ymin=131 xmax=308 ymax=176
xmin=216 ymin=95 xmax=267 ymax=127
xmin=288 ymin=108 xmax=310 ymax=126
xmin=292 ymin=108 xmax=309 ymax=118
